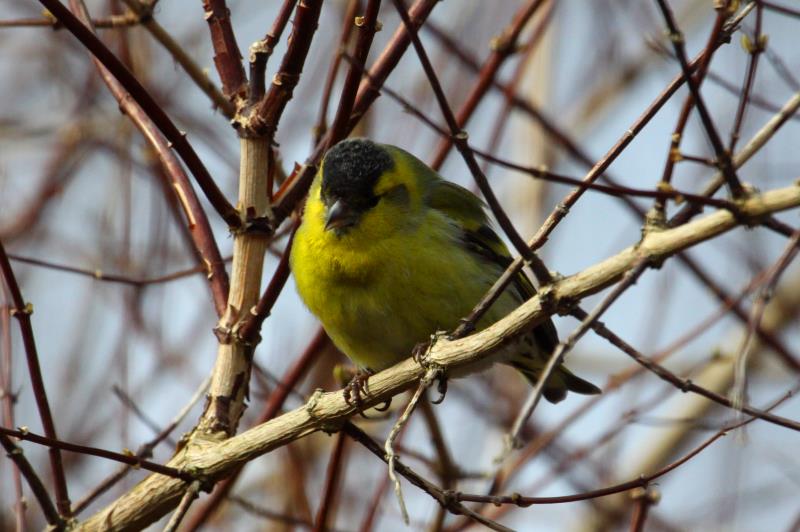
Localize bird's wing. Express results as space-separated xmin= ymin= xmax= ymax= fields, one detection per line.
xmin=426 ymin=179 xmax=601 ymax=402
xmin=425 ymin=180 xmax=559 ymax=352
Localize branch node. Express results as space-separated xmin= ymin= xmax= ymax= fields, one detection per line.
xmin=10 ymin=302 xmax=33 ymax=317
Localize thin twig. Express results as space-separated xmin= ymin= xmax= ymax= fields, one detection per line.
xmin=654 ymin=0 xmax=745 ymax=197
xmin=327 ymin=0 xmax=383 ymax=147
xmin=385 ymin=368 xmax=439 ymax=524
xmin=430 ymin=0 xmax=548 ymax=170
xmin=163 ymin=480 xmax=202 ymax=532
xmin=629 ymin=487 xmax=660 ymax=532
xmin=728 ymin=2 xmax=764 ymax=153
xmin=71 ymin=377 xmax=211 ymax=515
xmin=313 ymin=0 xmax=361 ymax=144
xmin=312 ymin=432 xmax=349 ymax=532
xmin=0 ymin=433 xmax=62 ymax=528
xmin=250 ymin=0 xmax=324 ymax=136
xmin=505 ymin=261 xmax=650 ymax=452
xmin=731 ymin=226 xmax=800 ymax=410
xmin=1 ymin=301 xmax=25 ymax=531
xmin=249 ymin=0 xmax=298 ymax=104
xmin=0 ymin=426 xmax=194 ymax=481
xmin=201 ymin=0 xmax=247 ymax=105
xmin=120 ymin=0 xmax=235 ymax=117
xmin=0 ymin=242 xmax=70 ymax=516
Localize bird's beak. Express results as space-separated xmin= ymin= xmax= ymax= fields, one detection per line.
xmin=324 ymin=200 xmax=354 ymax=232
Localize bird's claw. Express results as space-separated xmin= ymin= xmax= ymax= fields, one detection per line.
xmin=431 ymin=375 xmax=448 ymax=404
xmin=343 ymin=369 xmax=374 ymax=417
xmin=411 ymin=340 xmax=430 ymax=365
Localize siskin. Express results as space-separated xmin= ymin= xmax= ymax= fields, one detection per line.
xmin=290 ymin=138 xmax=600 ymax=403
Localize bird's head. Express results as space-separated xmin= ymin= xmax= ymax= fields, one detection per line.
xmin=316 ymin=138 xmax=417 ymax=239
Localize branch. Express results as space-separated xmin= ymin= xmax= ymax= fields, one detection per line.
xmin=0 ymin=433 xmax=62 ymax=528
xmin=249 ymin=0 xmax=323 ymax=136
xmin=120 ymin=0 xmax=235 ymax=118
xmin=0 ymin=242 xmax=70 ymax=516
xmin=202 ymin=0 xmax=247 ymax=104
xmin=327 ymin=0 xmax=383 ymax=147
xmin=0 ymin=427 xmax=194 ymax=481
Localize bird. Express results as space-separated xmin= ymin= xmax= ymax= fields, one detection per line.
xmin=290 ymin=138 xmax=600 ymax=403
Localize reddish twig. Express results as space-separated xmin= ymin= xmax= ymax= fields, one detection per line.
xmin=654 ymin=0 xmax=745 ymax=197
xmin=249 ymin=0 xmax=297 ymax=104
xmin=120 ymin=0 xmax=235 ymax=117
xmin=71 ymin=378 xmax=209 ymax=515
xmin=250 ymin=0 xmax=324 ymax=136
xmin=478 ymin=2 xmax=555 ymax=176
xmin=430 ymin=0 xmax=547 ymax=170
xmin=629 ymin=488 xmax=659 ymax=532
xmin=313 ymin=0 xmax=362 ymax=144
xmin=327 ymin=0 xmax=383 ymax=147
xmin=1 ymin=301 xmax=25 ymax=531
xmin=509 ymin=261 xmax=650 ymax=446
xmin=582 ymin=312 xmax=800 ymax=432
xmin=7 ymin=253 xmax=231 ymax=288
xmin=313 ymin=432 xmax=349 ymax=532
xmin=456 ymin=391 xmax=793 ymax=507
xmin=653 ymin=9 xmax=728 ymax=218
xmin=0 ymin=242 xmax=71 ymax=516
xmin=762 ymin=1 xmax=800 ymax=19
xmin=238 ymin=224 xmax=298 ymax=342
xmin=202 ymin=0 xmax=247 ymax=104
xmin=0 ymin=433 xmax=62 ymax=528
xmin=343 ymin=422 xmax=513 ymax=532
xmin=728 ymin=2 xmax=764 ymax=153
xmin=56 ymin=0 xmax=232 ymax=315
xmin=0 ymin=426 xmax=194 ymax=481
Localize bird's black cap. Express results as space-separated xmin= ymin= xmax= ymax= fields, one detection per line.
xmin=321 ymin=138 xmax=394 ymax=205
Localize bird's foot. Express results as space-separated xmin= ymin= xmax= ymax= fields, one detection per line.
xmin=413 ymin=332 xmax=449 ymax=404
xmin=343 ymin=368 xmax=387 ymax=417
xmin=411 ymin=340 xmax=430 ymax=365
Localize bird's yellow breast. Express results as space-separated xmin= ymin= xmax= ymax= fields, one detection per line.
xmin=290 ymin=182 xmax=510 ymax=370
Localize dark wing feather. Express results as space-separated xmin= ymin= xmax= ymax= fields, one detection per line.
xmin=426 ymin=180 xmax=558 ymax=351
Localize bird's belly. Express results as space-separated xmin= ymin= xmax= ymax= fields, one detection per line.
xmin=298 ymin=245 xmax=504 ymax=371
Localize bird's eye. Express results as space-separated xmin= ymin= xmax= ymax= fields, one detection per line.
xmin=378 ymin=184 xmax=409 ymax=206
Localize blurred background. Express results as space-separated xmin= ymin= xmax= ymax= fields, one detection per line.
xmin=1 ymin=0 xmax=799 ymax=530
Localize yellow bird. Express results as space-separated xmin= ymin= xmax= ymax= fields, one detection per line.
xmin=290 ymin=138 xmax=599 ymax=403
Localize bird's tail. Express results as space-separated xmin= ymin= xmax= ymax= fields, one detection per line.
xmin=510 ymin=355 xmax=601 ymax=404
